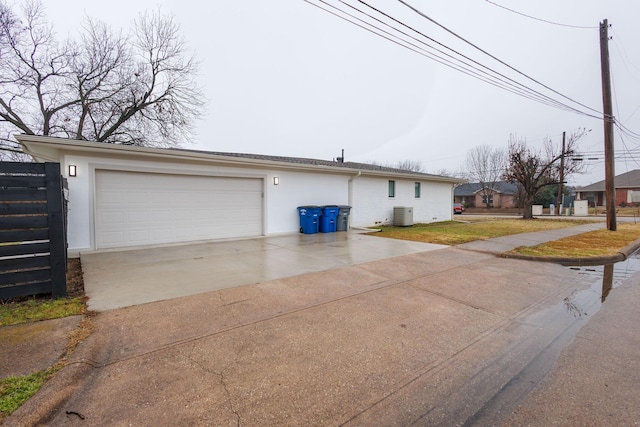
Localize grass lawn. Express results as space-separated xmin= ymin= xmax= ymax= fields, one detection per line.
xmin=510 ymin=223 xmax=640 ymax=257
xmin=0 ymin=259 xmax=88 ymax=421
xmin=371 ymin=218 xmax=640 ymax=259
xmin=0 ymin=312 xmax=94 ymax=422
xmin=593 ymin=206 xmax=640 ymax=217
xmin=0 ymin=369 xmax=55 ymax=420
xmin=371 ymin=218 xmax=595 ymax=246
xmin=0 ymin=297 xmax=86 ymax=328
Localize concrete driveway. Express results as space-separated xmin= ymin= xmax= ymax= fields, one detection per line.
xmin=11 ymin=225 xmax=640 ymax=426
xmin=81 ymin=231 xmax=447 ymax=311
xmin=11 ymin=244 xmax=614 ymax=426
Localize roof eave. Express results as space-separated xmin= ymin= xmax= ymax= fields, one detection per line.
xmin=16 ymin=135 xmax=464 ymax=183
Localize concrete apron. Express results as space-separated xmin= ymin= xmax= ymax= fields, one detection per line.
xmin=8 ymin=247 xmax=600 ymax=426
xmin=81 ymin=231 xmax=447 ymax=311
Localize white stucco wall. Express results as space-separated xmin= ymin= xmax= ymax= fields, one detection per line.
xmin=18 ymin=136 xmax=458 ymax=252
xmin=350 ymin=176 xmax=453 ymax=227
xmin=60 ymin=152 xmax=350 ymax=251
xmin=267 ymin=170 xmax=349 ymax=234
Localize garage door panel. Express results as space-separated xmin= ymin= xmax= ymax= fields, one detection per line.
xmin=101 ymin=231 xmax=126 ymax=246
xmin=99 ymin=211 xmax=125 ymax=224
xmin=95 ymin=171 xmax=263 ymax=249
xmin=129 ymin=229 xmax=151 ymax=242
xmin=100 ymin=191 xmax=123 ymax=204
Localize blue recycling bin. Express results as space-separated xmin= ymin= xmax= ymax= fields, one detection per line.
xmin=320 ymin=205 xmax=339 ymax=233
xmin=297 ymin=206 xmax=321 ymax=234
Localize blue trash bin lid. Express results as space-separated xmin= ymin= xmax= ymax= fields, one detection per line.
xmin=298 ymin=206 xmax=321 ymax=215
xmin=321 ymin=205 xmax=339 ymax=214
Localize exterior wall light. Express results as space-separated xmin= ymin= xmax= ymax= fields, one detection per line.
xmin=68 ymin=165 xmax=77 ymax=177
xmin=273 ymin=176 xmax=279 ymax=185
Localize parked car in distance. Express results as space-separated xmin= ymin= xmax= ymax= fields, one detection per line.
xmin=453 ymin=203 xmax=465 ymax=214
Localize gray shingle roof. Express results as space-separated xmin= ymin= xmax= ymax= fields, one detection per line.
xmin=577 ymin=169 xmax=640 ymax=192
xmin=170 ymin=147 xmax=456 ymax=180
xmin=13 ymin=135 xmax=458 ymax=182
xmin=454 ymin=181 xmax=518 ymax=196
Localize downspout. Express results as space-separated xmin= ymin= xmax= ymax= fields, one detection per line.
xmin=348 ymin=170 xmax=361 ymax=208
xmin=451 ymin=184 xmax=455 ymax=220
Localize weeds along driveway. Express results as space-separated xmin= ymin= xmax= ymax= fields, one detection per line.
xmin=8 ymin=247 xmax=602 ymax=426
xmin=80 ymin=232 xmax=447 ymax=311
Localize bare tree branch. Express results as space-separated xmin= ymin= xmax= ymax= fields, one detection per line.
xmin=503 ymin=129 xmax=588 ymax=218
xmin=464 ymin=145 xmax=506 ymax=208
xmin=0 ymin=1 xmax=205 ymax=159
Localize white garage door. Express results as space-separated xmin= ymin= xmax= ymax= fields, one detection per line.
xmin=95 ymin=170 xmax=263 ymax=249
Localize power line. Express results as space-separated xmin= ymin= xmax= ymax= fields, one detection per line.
xmin=623 ymin=103 xmax=640 ymax=123
xmin=346 ymin=0 xmax=599 ymax=117
xmin=600 ymin=28 xmax=640 ymax=146
xmin=483 ymin=0 xmax=597 ymax=29
xmin=395 ymin=0 xmax=603 ymax=117
xmin=610 ymin=28 xmax=640 ymax=78
xmin=329 ymin=0 xmax=597 ymax=115
xmin=314 ymin=0 xmax=548 ymax=104
xmin=609 ymin=30 xmax=640 ymax=124
xmin=305 ymin=0 xmax=556 ymax=107
xmin=305 ymin=0 xmax=604 ymax=120
xmin=615 ymin=130 xmax=640 ymax=167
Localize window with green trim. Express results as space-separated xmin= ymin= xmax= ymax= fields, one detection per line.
xmin=415 ymin=182 xmax=421 ymax=198
xmin=388 ymin=180 xmax=395 ymax=198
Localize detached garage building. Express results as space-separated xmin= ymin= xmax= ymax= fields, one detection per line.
xmin=18 ymin=135 xmax=463 ymax=254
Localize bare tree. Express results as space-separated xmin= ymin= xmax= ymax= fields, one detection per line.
xmin=394 ymin=159 xmax=424 ymax=173
xmin=366 ymin=159 xmax=425 ymax=173
xmin=0 ymin=1 xmax=204 ymax=159
xmin=503 ymin=129 xmax=587 ymax=219
xmin=430 ymin=168 xmax=461 ymax=177
xmin=464 ymin=145 xmax=506 ymax=208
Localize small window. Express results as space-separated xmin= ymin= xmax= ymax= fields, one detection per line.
xmin=482 ymin=195 xmax=494 ymax=205
xmin=415 ymin=182 xmax=421 ymax=198
xmin=388 ymin=180 xmax=395 ymax=198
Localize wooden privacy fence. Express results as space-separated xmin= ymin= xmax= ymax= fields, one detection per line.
xmin=0 ymin=162 xmax=67 ymax=299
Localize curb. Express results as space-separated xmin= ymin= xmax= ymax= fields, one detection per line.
xmin=495 ymin=236 xmax=640 ymax=266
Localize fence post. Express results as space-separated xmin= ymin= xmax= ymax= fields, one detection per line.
xmin=45 ymin=163 xmax=67 ymax=298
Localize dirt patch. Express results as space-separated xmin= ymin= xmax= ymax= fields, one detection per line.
xmin=65 ymin=258 xmax=85 ymax=299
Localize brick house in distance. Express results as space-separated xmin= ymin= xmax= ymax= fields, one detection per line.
xmin=454 ymin=181 xmax=519 ymax=208
xmin=576 ymin=169 xmax=640 ymax=206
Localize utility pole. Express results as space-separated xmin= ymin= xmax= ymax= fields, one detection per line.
xmin=556 ymin=131 xmax=566 ymax=215
xmin=600 ymin=19 xmax=616 ymax=231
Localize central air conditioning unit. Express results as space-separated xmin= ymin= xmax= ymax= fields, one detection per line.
xmin=393 ymin=206 xmax=413 ymax=226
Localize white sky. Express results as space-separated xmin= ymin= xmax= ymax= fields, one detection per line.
xmin=44 ymin=0 xmax=640 ymax=186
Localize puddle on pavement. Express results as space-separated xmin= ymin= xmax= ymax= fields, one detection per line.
xmin=465 ymin=251 xmax=640 ymax=425
xmin=568 ymin=250 xmax=640 ymax=303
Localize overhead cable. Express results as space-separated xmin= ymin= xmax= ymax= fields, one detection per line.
xmin=328 ymin=0 xmax=597 ymax=115
xmin=306 ymin=0 xmax=603 ymax=120
xmin=340 ymin=0 xmax=599 ymax=117
xmin=394 ymin=0 xmax=603 ymax=116
xmin=483 ymin=0 xmax=597 ymax=29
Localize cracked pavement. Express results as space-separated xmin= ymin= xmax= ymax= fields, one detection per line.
xmin=5 ymin=245 xmax=640 ymax=426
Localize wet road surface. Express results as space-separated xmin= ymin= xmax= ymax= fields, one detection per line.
xmin=10 ymin=247 xmax=640 ymax=426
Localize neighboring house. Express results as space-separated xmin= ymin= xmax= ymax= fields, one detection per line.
xmin=576 ymin=169 xmax=640 ymax=206
xmin=18 ymin=135 xmax=464 ymax=254
xmin=453 ymin=181 xmax=519 ymax=208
